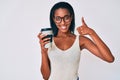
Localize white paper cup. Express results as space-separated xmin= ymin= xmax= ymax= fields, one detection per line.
xmin=41 ymin=28 xmax=53 ymax=48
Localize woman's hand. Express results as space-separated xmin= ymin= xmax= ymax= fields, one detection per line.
xmin=37 ymin=33 xmax=50 ymax=53
xmin=77 ymin=17 xmax=94 ymax=36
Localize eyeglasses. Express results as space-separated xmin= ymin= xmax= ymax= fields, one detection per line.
xmin=54 ymin=15 xmax=71 ymax=24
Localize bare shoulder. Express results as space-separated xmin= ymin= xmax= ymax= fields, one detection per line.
xmin=79 ymin=35 xmax=92 ymax=50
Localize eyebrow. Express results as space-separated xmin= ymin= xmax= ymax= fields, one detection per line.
xmin=54 ymin=14 xmax=70 ymax=18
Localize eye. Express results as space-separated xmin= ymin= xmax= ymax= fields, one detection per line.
xmin=64 ymin=15 xmax=70 ymax=20
xmin=55 ymin=16 xmax=61 ymax=21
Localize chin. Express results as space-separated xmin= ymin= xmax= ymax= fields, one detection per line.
xmin=61 ymin=30 xmax=69 ymax=33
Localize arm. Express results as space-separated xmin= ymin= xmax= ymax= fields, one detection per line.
xmin=41 ymin=51 xmax=51 ymax=80
xmin=78 ymin=17 xmax=114 ymax=63
xmin=38 ymin=33 xmax=51 ymax=80
xmin=89 ymin=30 xmax=114 ymax=62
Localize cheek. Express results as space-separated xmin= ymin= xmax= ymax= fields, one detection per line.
xmin=67 ymin=21 xmax=72 ymax=27
xmin=55 ymin=24 xmax=60 ymax=28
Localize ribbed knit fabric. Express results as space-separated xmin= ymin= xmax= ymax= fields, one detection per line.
xmin=48 ymin=35 xmax=81 ymax=80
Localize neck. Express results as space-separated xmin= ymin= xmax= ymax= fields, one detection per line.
xmin=57 ymin=31 xmax=72 ymax=37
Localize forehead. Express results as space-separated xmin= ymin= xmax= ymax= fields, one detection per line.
xmin=54 ymin=8 xmax=70 ymax=17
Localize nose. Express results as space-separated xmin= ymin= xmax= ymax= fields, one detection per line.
xmin=61 ymin=19 xmax=65 ymax=25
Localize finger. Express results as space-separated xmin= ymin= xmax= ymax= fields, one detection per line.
xmin=40 ymin=36 xmax=50 ymax=43
xmin=82 ymin=17 xmax=85 ymax=25
xmin=38 ymin=33 xmax=46 ymax=39
xmin=77 ymin=27 xmax=83 ymax=34
xmin=41 ymin=40 xmax=50 ymax=48
xmin=77 ymin=27 xmax=80 ymax=32
xmin=81 ymin=17 xmax=87 ymax=26
xmin=77 ymin=27 xmax=82 ymax=34
xmin=43 ymin=38 xmax=51 ymax=42
xmin=77 ymin=27 xmax=79 ymax=31
xmin=77 ymin=26 xmax=82 ymax=30
xmin=39 ymin=38 xmax=50 ymax=46
xmin=40 ymin=34 xmax=47 ymax=40
xmin=77 ymin=26 xmax=83 ymax=32
xmin=38 ymin=34 xmax=49 ymax=46
xmin=37 ymin=33 xmax=42 ymax=38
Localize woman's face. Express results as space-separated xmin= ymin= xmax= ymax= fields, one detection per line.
xmin=53 ymin=8 xmax=72 ymax=33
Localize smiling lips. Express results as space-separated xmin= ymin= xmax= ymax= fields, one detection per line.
xmin=61 ymin=26 xmax=67 ymax=30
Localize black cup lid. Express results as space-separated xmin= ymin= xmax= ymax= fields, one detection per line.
xmin=41 ymin=28 xmax=52 ymax=31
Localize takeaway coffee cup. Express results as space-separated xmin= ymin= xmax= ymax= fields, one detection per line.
xmin=41 ymin=28 xmax=53 ymax=48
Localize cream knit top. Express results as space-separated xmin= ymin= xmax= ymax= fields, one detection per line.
xmin=48 ymin=35 xmax=81 ymax=80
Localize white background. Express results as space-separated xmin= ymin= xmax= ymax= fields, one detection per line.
xmin=0 ymin=0 xmax=120 ymax=80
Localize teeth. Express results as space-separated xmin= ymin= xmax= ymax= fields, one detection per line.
xmin=61 ymin=26 xmax=66 ymax=29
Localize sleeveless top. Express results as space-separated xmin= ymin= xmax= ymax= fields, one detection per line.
xmin=48 ymin=35 xmax=81 ymax=80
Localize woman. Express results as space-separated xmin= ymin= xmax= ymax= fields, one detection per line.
xmin=38 ymin=2 xmax=114 ymax=80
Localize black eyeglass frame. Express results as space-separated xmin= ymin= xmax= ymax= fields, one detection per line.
xmin=53 ymin=15 xmax=72 ymax=24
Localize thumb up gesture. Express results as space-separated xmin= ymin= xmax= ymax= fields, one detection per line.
xmin=77 ymin=17 xmax=94 ymax=36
